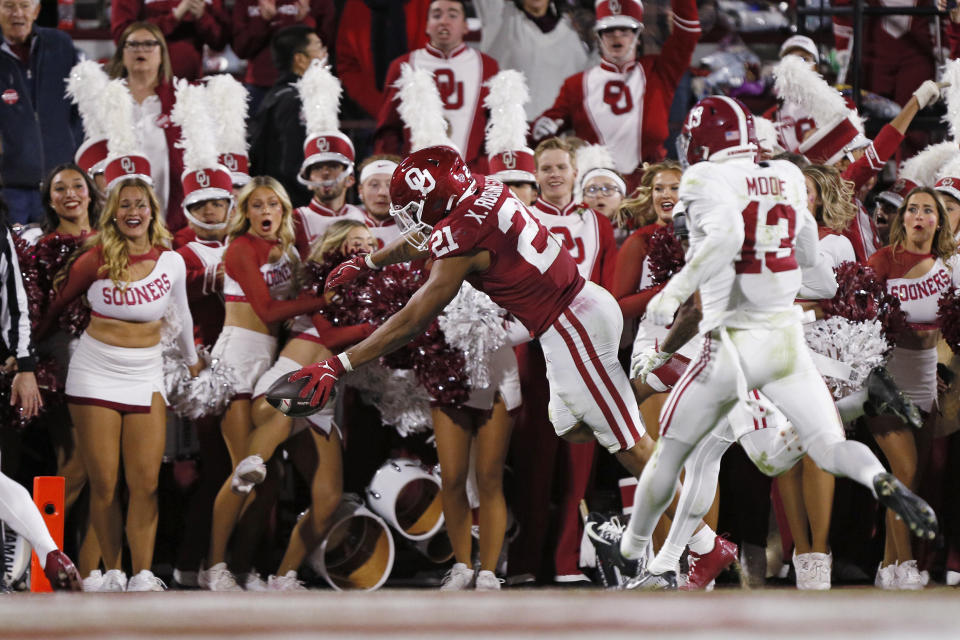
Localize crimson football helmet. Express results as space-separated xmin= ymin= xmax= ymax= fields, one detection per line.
xmin=389 ymin=146 xmax=475 ymax=250
xmin=677 ymin=96 xmax=758 ymax=168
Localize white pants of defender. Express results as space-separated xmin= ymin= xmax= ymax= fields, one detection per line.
xmin=539 ymin=281 xmax=645 ymax=453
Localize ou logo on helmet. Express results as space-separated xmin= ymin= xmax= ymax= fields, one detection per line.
xmin=405 ymin=168 xmax=436 ymax=197
xmin=316 ymin=138 xmax=330 ymax=153
xmin=501 ymin=150 xmax=516 ymax=170
xmin=222 ymin=153 xmax=238 ymax=171
xmin=609 ymin=0 xmax=621 ymax=13
xmin=196 ymin=170 xmax=210 ymax=189
xmin=121 ymin=157 xmax=136 ymax=174
xmin=688 ymin=106 xmax=704 ymax=129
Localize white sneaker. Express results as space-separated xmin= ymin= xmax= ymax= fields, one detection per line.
xmin=894 ymin=560 xmax=929 ymax=590
xmin=475 ymin=570 xmax=502 ymax=591
xmin=82 ymin=570 xmax=103 ymax=592
xmin=198 ymin=562 xmax=243 ymax=592
xmin=127 ymin=570 xmax=166 ymax=592
xmin=172 ymin=568 xmax=198 ymax=588
xmin=875 ymin=563 xmax=898 ymax=590
xmin=240 ymin=572 xmax=270 ymax=592
xmin=99 ymin=569 xmax=127 ymax=592
xmin=795 ymin=552 xmax=831 ymax=590
xmin=230 ymin=455 xmax=266 ymax=495
xmin=440 ymin=562 xmax=474 ymax=591
xmin=267 ymin=571 xmax=306 ymax=591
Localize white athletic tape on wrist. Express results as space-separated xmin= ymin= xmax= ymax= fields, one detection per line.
xmin=337 ymin=352 xmax=353 ymax=372
xmin=364 ymin=253 xmax=380 ymax=270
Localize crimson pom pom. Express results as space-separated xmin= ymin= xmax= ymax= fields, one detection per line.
xmin=16 ymin=232 xmax=90 ymax=337
xmin=820 ymin=261 xmax=907 ymax=346
xmin=938 ymin=287 xmax=960 ymax=354
xmin=646 ymin=224 xmax=686 ymax=286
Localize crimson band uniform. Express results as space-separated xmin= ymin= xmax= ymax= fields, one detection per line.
xmin=374 ymin=43 xmax=499 ymax=173
xmin=532 ymin=0 xmax=699 ymax=184
xmin=530 ymin=198 xmax=617 ymax=290
xmin=293 ymin=200 xmax=367 ymax=258
xmin=361 ymin=209 xmax=402 ymax=248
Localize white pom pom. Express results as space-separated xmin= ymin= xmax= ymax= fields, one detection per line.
xmin=899 ymin=141 xmax=960 ymax=187
xmin=483 ymin=70 xmax=530 ymax=156
xmin=936 ymin=152 xmax=960 ymax=183
xmin=437 ymin=282 xmax=508 ymax=389
xmin=804 ymin=317 xmax=889 ymax=399
xmin=395 ymin=63 xmax=454 ymax=151
xmin=296 ymin=58 xmax=342 ymax=137
xmin=66 ymin=60 xmax=110 ymax=140
xmin=171 ymin=79 xmax=220 ymax=172
xmin=774 ymin=55 xmax=855 ymax=130
xmin=942 ymin=58 xmax=960 ymax=141
xmin=102 ymin=79 xmax=139 ymax=156
xmin=205 ymin=74 xmax=250 ymax=155
xmin=343 ymin=365 xmax=433 ymax=437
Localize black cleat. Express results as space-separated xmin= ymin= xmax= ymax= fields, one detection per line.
xmin=864 ymin=367 xmax=922 ymax=430
xmin=585 ymin=512 xmax=641 ymax=588
xmin=624 ymin=569 xmax=678 ymax=591
xmin=873 ymin=472 xmax=938 ymax=540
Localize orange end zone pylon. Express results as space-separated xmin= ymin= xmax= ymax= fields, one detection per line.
xmin=30 ymin=476 xmax=65 ymax=592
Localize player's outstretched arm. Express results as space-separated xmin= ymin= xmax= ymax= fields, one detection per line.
xmin=325 ymin=236 xmax=432 ymax=292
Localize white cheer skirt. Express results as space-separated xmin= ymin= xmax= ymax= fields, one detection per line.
xmin=66 ymin=332 xmax=165 ymax=413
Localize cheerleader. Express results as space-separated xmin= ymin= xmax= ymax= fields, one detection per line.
xmin=867 ymin=187 xmax=958 ymax=589
xmin=198 ymin=176 xmax=327 ymax=590
xmin=37 ymin=177 xmax=200 ymax=591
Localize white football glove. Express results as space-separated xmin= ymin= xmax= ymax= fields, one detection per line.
xmin=630 ymin=345 xmax=672 ymax=383
xmin=646 ymin=290 xmax=683 ymax=326
xmin=532 ymin=116 xmax=562 ymax=141
xmin=913 ymin=80 xmax=945 ymax=110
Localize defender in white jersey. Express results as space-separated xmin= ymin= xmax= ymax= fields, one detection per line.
xmin=618 ymin=96 xmax=938 ymax=589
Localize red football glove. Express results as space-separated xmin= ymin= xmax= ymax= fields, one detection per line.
xmin=325 ymin=254 xmax=372 ymax=293
xmin=288 ymin=356 xmax=345 ymax=408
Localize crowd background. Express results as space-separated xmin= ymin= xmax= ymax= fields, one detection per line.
xmin=1 ymin=0 xmax=959 ymax=592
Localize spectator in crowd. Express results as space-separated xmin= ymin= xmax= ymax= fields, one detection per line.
xmin=111 ymin=0 xmax=231 ymax=81
xmin=531 ymin=0 xmax=699 ymax=190
xmin=248 ymin=25 xmax=327 ymax=208
xmin=374 ymin=0 xmax=499 ymax=172
xmin=355 ymin=154 xmax=403 ymax=246
xmin=38 ymin=177 xmax=200 ymax=592
xmin=335 ymin=0 xmax=431 ymax=119
xmin=473 ymin=0 xmax=591 ymax=119
xmin=232 ymin=0 xmax=334 ymax=113
xmin=0 ymin=0 xmax=83 ymax=224
xmin=764 ymin=35 xmax=820 ymax=154
xmin=108 ymin=22 xmax=189 ymax=231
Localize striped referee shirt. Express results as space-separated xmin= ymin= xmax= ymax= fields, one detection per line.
xmin=0 ymin=229 xmax=35 ymax=372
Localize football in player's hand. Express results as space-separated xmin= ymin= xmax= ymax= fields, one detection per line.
xmin=265 ymin=374 xmax=320 ymax=418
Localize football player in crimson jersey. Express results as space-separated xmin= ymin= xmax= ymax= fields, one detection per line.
xmin=619 ymin=96 xmax=938 ymax=590
xmin=287 ymin=145 xmax=657 ymax=477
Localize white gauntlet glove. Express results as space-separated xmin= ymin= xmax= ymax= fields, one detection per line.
xmin=532 ymin=116 xmax=562 ymax=141
xmin=630 ymin=345 xmax=672 ymax=383
xmin=646 ymin=289 xmax=683 ymax=326
xmin=913 ymin=80 xmax=945 ymax=110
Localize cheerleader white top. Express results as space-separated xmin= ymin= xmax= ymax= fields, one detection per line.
xmin=40 ymin=246 xmax=197 ymax=366
xmin=868 ymin=247 xmax=957 ymax=328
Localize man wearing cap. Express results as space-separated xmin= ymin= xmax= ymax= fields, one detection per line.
xmin=530 ymin=0 xmax=700 ymax=190
xmin=356 ymin=154 xmax=403 ymax=247
xmin=373 ymin=0 xmax=499 ymax=173
xmin=0 ymin=0 xmax=83 ymax=223
xmin=249 ymin=24 xmax=328 ymax=207
xmin=487 ymin=146 xmax=538 ymax=206
xmin=293 ymin=134 xmax=366 ymax=256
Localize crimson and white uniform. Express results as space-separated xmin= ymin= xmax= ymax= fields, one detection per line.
xmin=293 ymin=199 xmax=366 ymax=258
xmin=44 ymin=247 xmax=196 ymax=412
xmin=361 ymin=209 xmax=403 ymax=248
xmin=374 ymin=43 xmax=499 ymax=172
xmin=868 ymin=248 xmax=960 ymax=411
xmin=530 ymin=198 xmax=617 ymax=289
xmin=428 ymin=176 xmax=643 ymax=453
xmin=213 ymin=234 xmax=325 ymax=397
xmin=176 ymin=236 xmax=226 ymax=349
xmin=532 ymin=0 xmax=700 ymax=177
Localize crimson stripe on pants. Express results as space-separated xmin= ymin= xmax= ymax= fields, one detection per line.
xmin=552 ymin=318 xmax=629 ymax=451
xmin=660 ymin=334 xmax=711 ymax=436
xmin=562 ymin=309 xmax=642 ymax=444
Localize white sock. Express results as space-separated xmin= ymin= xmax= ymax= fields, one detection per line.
xmin=835 ymin=388 xmax=868 ymax=423
xmin=648 ymin=542 xmax=686 ymax=575
xmin=620 ymin=532 xmax=650 ymax=561
xmin=0 ymin=471 xmax=58 ymax=567
xmin=688 ymin=525 xmax=716 ymax=555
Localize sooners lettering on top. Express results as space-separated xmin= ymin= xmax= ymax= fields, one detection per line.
xmin=890 ymin=268 xmax=952 ymax=301
xmin=102 ymin=274 xmax=172 ymax=306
